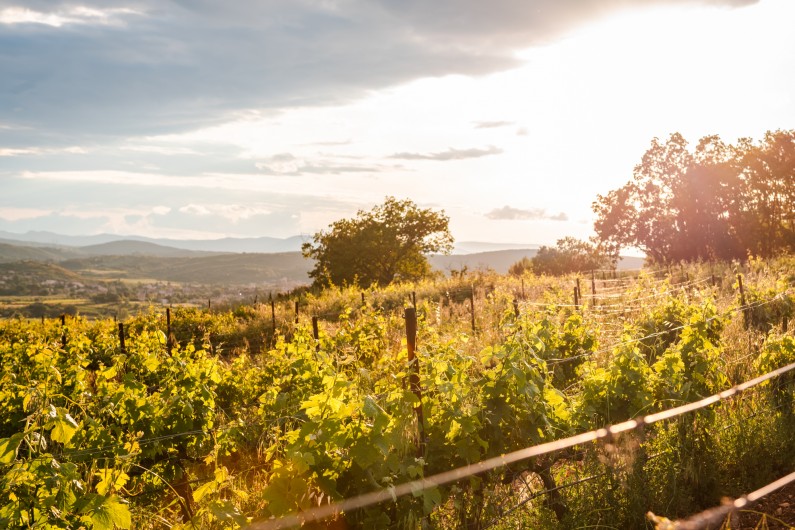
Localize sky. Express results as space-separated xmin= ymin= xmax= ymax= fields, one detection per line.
xmin=1 ymin=0 xmax=794 ymax=245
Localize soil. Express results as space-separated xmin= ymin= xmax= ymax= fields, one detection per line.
xmin=735 ymin=482 xmax=795 ymax=529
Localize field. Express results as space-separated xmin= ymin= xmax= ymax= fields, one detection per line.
xmin=1 ymin=258 xmax=794 ymax=529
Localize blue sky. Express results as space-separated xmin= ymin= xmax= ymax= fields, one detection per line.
xmin=1 ymin=0 xmax=794 ymax=243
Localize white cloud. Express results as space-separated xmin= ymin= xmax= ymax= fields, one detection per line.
xmin=0 ymin=207 xmax=52 ymax=221
xmin=0 ymin=6 xmax=142 ymax=27
xmin=178 ymin=203 xmax=273 ymax=222
xmin=0 ymin=146 xmax=89 ymax=156
xmin=485 ymin=206 xmax=568 ymax=221
xmin=121 ymin=144 xmax=202 ymax=155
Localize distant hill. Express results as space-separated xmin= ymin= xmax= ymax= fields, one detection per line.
xmin=0 ymin=260 xmax=84 ymax=282
xmin=0 ymin=231 xmax=647 ymax=286
xmin=0 ymin=230 xmax=307 ymax=254
xmin=59 ymin=252 xmax=312 ymax=285
xmin=453 ymin=241 xmax=539 ymax=254
xmin=0 ymin=242 xmax=83 ymax=263
xmin=431 ymin=249 xmax=538 ymax=274
xmin=78 ymin=240 xmax=219 ymax=258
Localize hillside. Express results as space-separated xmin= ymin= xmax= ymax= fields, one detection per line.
xmin=0 ymin=242 xmax=83 ymax=263
xmin=0 ymin=230 xmax=307 ymax=254
xmin=78 ymin=240 xmax=220 ymax=258
xmin=430 ymin=249 xmax=538 ymax=274
xmin=58 ymin=252 xmax=312 ymax=285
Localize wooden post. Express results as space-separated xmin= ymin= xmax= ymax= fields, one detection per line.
xmin=60 ymin=314 xmax=67 ymax=347
xmin=412 ymin=291 xmax=417 ymax=309
xmin=576 ymin=278 xmax=581 ymax=308
xmin=312 ymin=316 xmax=320 ymax=352
xmin=513 ymin=298 xmax=520 ymax=319
xmin=737 ymin=274 xmax=748 ymax=329
xmin=294 ymin=300 xmax=299 ymax=324
xmin=469 ymin=286 xmax=476 ymax=333
xmin=573 ymin=286 xmax=580 ymax=310
xmin=591 ymin=270 xmax=596 ymax=305
xmin=405 ymin=307 xmax=425 ymax=457
xmin=207 ymin=299 xmax=211 ymax=310
xmin=521 ymin=278 xmax=525 ymax=299
xmin=118 ymin=322 xmax=126 ymax=354
xmin=270 ymin=295 xmax=276 ymax=332
xmin=361 ymin=292 xmax=366 ymax=306
xmin=166 ymin=307 xmax=174 ymax=353
xmin=254 ymin=294 xmax=258 ymax=306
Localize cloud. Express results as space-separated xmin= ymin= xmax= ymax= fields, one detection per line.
xmin=178 ymin=203 xmax=272 ymax=222
xmin=255 ymin=152 xmax=382 ymax=175
xmin=473 ymin=121 xmax=514 ymax=129
xmin=0 ymin=0 xmax=755 ymax=141
xmin=389 ymin=145 xmax=503 ymax=161
xmin=0 ymin=207 xmax=52 ymax=221
xmin=0 ymin=145 xmax=89 ymax=156
xmin=0 ymin=6 xmax=141 ymax=28
xmin=485 ymin=206 xmax=568 ymax=221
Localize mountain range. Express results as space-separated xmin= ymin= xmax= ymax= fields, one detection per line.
xmin=0 ymin=231 xmax=644 ymax=287
xmin=0 ymin=230 xmax=537 ymax=255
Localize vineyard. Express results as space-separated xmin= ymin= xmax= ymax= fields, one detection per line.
xmin=1 ymin=257 xmax=794 ymax=529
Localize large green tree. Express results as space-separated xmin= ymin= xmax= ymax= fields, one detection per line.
xmin=302 ymin=197 xmax=453 ymax=288
xmin=592 ymin=133 xmax=764 ymax=263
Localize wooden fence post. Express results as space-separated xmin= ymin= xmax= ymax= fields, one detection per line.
xmin=737 ymin=274 xmax=748 ymax=329
xmin=60 ymin=314 xmax=67 ymax=347
xmin=513 ymin=298 xmax=520 ymax=319
xmin=270 ymin=294 xmax=276 ymax=333
xmin=118 ymin=322 xmax=126 ymax=354
xmin=312 ymin=316 xmax=320 ymax=352
xmin=294 ymin=300 xmax=299 ymax=324
xmin=405 ymin=307 xmax=425 ymax=457
xmin=166 ymin=307 xmax=174 ymax=353
xmin=469 ymin=286 xmax=476 ymax=333
xmin=573 ymin=286 xmax=580 ymax=310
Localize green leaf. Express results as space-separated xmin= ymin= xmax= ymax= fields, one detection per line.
xmin=209 ymin=500 xmax=248 ymax=526
xmin=92 ymin=496 xmax=132 ymax=530
xmin=100 ymin=364 xmax=118 ymax=380
xmin=78 ymin=494 xmax=131 ymax=530
xmin=193 ymin=480 xmax=218 ymax=503
xmin=0 ymin=433 xmax=24 ymax=464
xmin=51 ymin=413 xmax=78 ymax=445
xmin=96 ymin=468 xmax=129 ymax=496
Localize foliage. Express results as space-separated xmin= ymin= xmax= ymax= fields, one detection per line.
xmin=530 ymin=237 xmax=612 ymax=276
xmin=0 ymin=259 xmax=792 ymax=529
xmin=302 ymin=197 xmax=453 ymax=288
xmin=507 ymin=256 xmax=532 ymax=276
xmin=593 ymin=130 xmax=795 ymax=262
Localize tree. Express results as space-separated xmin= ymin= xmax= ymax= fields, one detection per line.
xmin=301 ymin=197 xmax=453 ymax=288
xmin=508 ymin=257 xmax=532 ymax=276
xmin=593 ymin=133 xmax=742 ymax=263
xmin=735 ymin=130 xmax=795 ymax=257
xmin=530 ymin=237 xmax=611 ymax=276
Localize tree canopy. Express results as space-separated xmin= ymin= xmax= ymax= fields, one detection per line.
xmin=593 ymin=130 xmax=795 ymax=263
xmin=528 ymin=237 xmax=611 ymax=276
xmin=301 ymin=197 xmax=453 ymax=288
